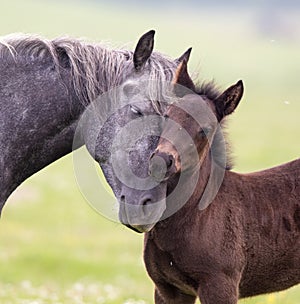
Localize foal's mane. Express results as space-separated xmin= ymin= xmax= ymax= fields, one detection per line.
xmin=195 ymin=81 xmax=233 ymax=170
xmin=0 ymin=34 xmax=177 ymax=107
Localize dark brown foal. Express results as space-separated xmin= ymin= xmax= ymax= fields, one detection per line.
xmin=145 ymin=58 xmax=300 ymax=304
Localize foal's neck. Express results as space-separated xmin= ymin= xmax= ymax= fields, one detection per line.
xmin=181 ymin=153 xmax=213 ymax=214
xmin=151 ymin=154 xmax=212 ymax=247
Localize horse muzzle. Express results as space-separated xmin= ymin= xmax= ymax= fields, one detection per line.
xmin=118 ymin=184 xmax=167 ymax=233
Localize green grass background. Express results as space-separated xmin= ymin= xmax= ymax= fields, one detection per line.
xmin=0 ymin=0 xmax=299 ymax=303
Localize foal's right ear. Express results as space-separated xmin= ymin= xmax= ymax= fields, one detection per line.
xmin=133 ymin=30 xmax=155 ymax=71
xmin=215 ymin=80 xmax=244 ymax=119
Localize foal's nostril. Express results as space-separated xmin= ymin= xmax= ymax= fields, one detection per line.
xmin=149 ymin=152 xmax=176 ymax=181
xmin=166 ymin=155 xmax=174 ymax=170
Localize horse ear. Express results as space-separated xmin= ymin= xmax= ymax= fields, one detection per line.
xmin=173 ymin=48 xmax=195 ymax=93
xmin=133 ymin=30 xmax=155 ymax=71
xmin=215 ymin=80 xmax=244 ymax=118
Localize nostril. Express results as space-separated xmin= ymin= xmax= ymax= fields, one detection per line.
xmin=141 ymin=196 xmax=152 ymax=206
xmin=149 ymin=152 xmax=176 ymax=181
xmin=166 ymin=155 xmax=174 ymax=169
xmin=150 ymin=152 xmax=155 ymax=160
xmin=120 ymin=195 xmax=125 ymax=203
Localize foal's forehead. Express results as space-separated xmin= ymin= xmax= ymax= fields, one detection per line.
xmin=168 ymin=94 xmax=216 ymax=122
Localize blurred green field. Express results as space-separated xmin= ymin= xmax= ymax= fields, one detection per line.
xmin=0 ymin=0 xmax=300 ymax=303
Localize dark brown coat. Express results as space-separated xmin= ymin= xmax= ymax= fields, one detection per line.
xmin=146 ymin=59 xmax=300 ymax=304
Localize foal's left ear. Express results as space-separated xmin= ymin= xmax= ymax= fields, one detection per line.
xmin=215 ymin=80 xmax=244 ymax=118
xmin=133 ymin=30 xmax=155 ymax=71
xmin=175 ymin=47 xmax=192 ymax=64
xmin=173 ymin=48 xmax=195 ymax=93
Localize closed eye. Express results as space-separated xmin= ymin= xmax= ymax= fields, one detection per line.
xmin=130 ymin=105 xmax=143 ymax=116
xmin=199 ymin=126 xmax=213 ymax=137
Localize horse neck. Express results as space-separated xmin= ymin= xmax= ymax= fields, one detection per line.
xmin=0 ymin=64 xmax=87 ymax=212
xmin=0 ymin=43 xmax=131 ymax=213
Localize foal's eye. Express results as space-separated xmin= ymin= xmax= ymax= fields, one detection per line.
xmin=130 ymin=105 xmax=143 ymax=116
xmin=199 ymin=126 xmax=212 ymax=138
xmin=199 ymin=130 xmax=206 ymax=138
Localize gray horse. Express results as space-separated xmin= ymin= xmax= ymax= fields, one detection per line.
xmin=0 ymin=30 xmax=187 ymax=225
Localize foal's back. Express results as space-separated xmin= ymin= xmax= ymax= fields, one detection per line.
xmin=228 ymin=158 xmax=300 ymax=297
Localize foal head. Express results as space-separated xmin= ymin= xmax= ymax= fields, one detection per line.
xmin=150 ymin=58 xmax=244 ymax=181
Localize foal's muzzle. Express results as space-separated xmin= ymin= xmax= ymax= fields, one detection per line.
xmin=149 ymin=150 xmax=177 ymax=181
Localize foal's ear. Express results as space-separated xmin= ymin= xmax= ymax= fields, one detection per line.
xmin=173 ymin=48 xmax=195 ymax=93
xmin=215 ymin=80 xmax=244 ymax=118
xmin=175 ymin=47 xmax=192 ymax=64
xmin=133 ymin=30 xmax=155 ymax=71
